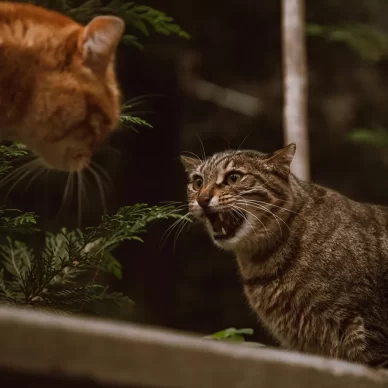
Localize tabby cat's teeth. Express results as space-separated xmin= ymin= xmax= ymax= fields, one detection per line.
xmin=221 ymin=227 xmax=227 ymax=235
xmin=219 ymin=212 xmax=224 ymax=222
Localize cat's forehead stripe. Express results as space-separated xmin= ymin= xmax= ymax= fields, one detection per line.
xmin=216 ymin=170 xmax=224 ymax=185
xmin=226 ymin=160 xmax=235 ymax=170
xmin=207 ymin=152 xmax=233 ymax=168
xmin=199 ymin=149 xmax=269 ymax=177
xmin=215 ymin=159 xmax=235 ymax=184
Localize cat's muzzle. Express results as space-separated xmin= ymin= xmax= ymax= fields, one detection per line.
xmin=206 ymin=211 xmax=244 ymax=240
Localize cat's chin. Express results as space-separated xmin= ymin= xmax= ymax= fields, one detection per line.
xmin=211 ymin=228 xmax=247 ymax=252
xmin=36 ymin=153 xmax=91 ymax=172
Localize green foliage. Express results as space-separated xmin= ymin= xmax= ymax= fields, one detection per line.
xmin=307 ymin=23 xmax=388 ymax=62
xmin=0 ymin=143 xmax=29 ymax=178
xmin=120 ymin=101 xmax=153 ymax=133
xmin=307 ymin=21 xmax=388 ymax=145
xmin=0 ymin=209 xmax=39 ymax=234
xmin=205 ymin=327 xmax=267 ymax=348
xmin=347 ymin=128 xmax=388 ymax=147
xmin=205 ymin=327 xmax=254 ymax=342
xmin=0 ymin=204 xmax=182 ymax=314
xmin=19 ymin=0 xmax=190 ymax=49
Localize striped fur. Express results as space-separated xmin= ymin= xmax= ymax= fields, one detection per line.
xmin=181 ymin=143 xmax=388 ymax=367
xmin=0 ymin=2 xmax=124 ymax=171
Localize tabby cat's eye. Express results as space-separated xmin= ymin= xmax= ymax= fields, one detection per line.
xmin=226 ymin=172 xmax=243 ymax=185
xmin=192 ymin=176 xmax=203 ymax=190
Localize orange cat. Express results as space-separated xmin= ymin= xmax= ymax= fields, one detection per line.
xmin=0 ymin=2 xmax=124 ymax=171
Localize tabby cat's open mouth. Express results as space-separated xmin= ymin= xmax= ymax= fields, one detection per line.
xmin=206 ymin=211 xmax=244 ymax=240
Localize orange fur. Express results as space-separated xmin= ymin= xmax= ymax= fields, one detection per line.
xmin=0 ymin=2 xmax=125 ymax=171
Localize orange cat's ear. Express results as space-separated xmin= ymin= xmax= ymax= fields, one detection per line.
xmin=80 ymin=16 xmax=125 ymax=74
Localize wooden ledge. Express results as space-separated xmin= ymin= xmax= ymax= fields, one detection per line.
xmin=0 ymin=306 xmax=387 ymax=387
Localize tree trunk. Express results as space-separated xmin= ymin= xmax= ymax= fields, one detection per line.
xmin=281 ymin=0 xmax=310 ymax=181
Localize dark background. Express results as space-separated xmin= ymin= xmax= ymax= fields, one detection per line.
xmin=8 ymin=0 xmax=388 ymax=347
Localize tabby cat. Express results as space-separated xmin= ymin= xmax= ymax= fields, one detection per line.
xmin=0 ymin=2 xmax=124 ymax=171
xmin=181 ymin=143 xmax=388 ymax=367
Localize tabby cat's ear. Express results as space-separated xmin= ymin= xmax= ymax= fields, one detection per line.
xmin=80 ymin=16 xmax=125 ymax=74
xmin=265 ymin=143 xmax=296 ymax=176
xmin=180 ymin=155 xmax=201 ymax=173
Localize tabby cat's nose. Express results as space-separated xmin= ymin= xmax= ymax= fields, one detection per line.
xmin=197 ymin=194 xmax=211 ymax=209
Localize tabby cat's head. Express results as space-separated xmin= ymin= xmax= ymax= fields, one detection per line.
xmin=0 ymin=3 xmax=125 ymax=171
xmin=181 ymin=144 xmax=296 ymax=252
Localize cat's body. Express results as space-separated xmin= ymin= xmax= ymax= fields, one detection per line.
xmin=0 ymin=2 xmax=124 ymax=171
xmin=181 ymin=144 xmax=388 ymax=367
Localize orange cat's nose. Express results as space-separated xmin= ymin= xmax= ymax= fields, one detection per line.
xmin=93 ymin=132 xmax=105 ymax=149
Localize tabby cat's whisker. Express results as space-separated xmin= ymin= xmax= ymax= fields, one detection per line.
xmin=231 ymin=206 xmax=262 ymax=240
xmin=196 ymin=135 xmax=207 ymax=161
xmin=237 ymin=197 xmax=298 ymax=214
xmin=152 ymin=204 xmax=189 ymax=226
xmin=235 ymin=200 xmax=285 ymax=232
xmin=235 ymin=200 xmax=290 ymax=233
xmin=157 ymin=201 xmax=188 ymax=211
xmin=237 ymin=200 xmax=295 ymax=228
xmin=235 ymin=200 xmax=283 ymax=233
xmin=160 ymin=212 xmax=192 ymax=249
xmin=249 ymin=178 xmax=296 ymax=205
xmin=236 ymin=132 xmax=252 ymax=151
xmin=159 ymin=200 xmax=186 ymax=205
xmin=232 ymin=205 xmax=270 ymax=240
xmin=222 ymin=136 xmax=231 ymax=149
xmin=161 ymin=218 xmax=190 ymax=250
xmin=173 ymin=217 xmax=191 ymax=254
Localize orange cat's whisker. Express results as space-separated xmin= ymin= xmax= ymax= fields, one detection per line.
xmin=88 ymin=165 xmax=107 ymax=210
xmin=0 ymin=159 xmax=42 ymax=203
xmin=90 ymin=162 xmax=112 ymax=188
xmin=76 ymin=171 xmax=88 ymax=228
xmin=0 ymin=158 xmax=38 ymax=188
xmin=57 ymin=172 xmax=76 ymax=218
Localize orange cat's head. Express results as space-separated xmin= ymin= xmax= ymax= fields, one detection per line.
xmin=0 ymin=3 xmax=125 ymax=171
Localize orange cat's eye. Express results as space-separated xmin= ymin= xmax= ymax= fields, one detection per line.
xmin=192 ymin=176 xmax=203 ymax=191
xmin=226 ymin=172 xmax=243 ymax=185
